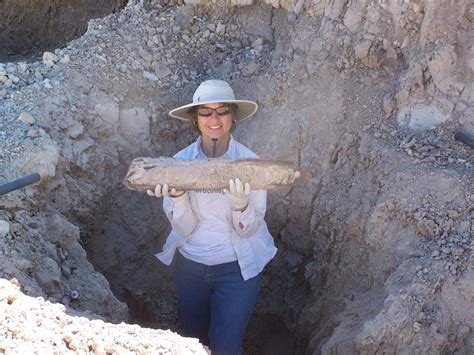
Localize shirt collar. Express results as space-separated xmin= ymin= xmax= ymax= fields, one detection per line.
xmin=193 ymin=135 xmax=235 ymax=159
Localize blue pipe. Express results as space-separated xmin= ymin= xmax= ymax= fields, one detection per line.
xmin=0 ymin=173 xmax=41 ymax=196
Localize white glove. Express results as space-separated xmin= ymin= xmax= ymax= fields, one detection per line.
xmin=223 ymin=178 xmax=250 ymax=211
xmin=147 ymin=184 xmax=185 ymax=198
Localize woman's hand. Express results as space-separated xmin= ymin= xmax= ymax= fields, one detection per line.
xmin=147 ymin=184 xmax=185 ymax=198
xmin=223 ymin=178 xmax=250 ymax=211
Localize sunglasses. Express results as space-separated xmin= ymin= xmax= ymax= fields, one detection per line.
xmin=196 ymin=106 xmax=232 ymax=117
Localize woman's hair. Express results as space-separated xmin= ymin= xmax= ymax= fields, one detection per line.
xmin=188 ymin=104 xmax=238 ymax=133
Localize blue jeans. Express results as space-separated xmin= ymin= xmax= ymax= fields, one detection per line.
xmin=175 ymin=252 xmax=261 ymax=355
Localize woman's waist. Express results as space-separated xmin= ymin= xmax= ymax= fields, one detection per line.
xmin=194 ymin=219 xmax=231 ymax=233
xmin=188 ymin=225 xmax=232 ymax=245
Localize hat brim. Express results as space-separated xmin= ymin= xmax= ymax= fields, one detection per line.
xmin=169 ymin=100 xmax=258 ymax=122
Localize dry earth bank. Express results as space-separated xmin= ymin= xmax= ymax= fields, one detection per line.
xmin=0 ymin=0 xmax=127 ymax=61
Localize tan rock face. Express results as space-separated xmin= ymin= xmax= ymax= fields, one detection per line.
xmin=427 ymin=45 xmax=459 ymax=95
xmin=0 ymin=221 xmax=10 ymax=238
xmin=118 ymin=108 xmax=150 ymax=146
xmin=17 ymin=143 xmax=60 ymax=178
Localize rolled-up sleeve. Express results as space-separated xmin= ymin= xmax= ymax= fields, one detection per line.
xmin=231 ymin=190 xmax=267 ymax=238
xmin=163 ymin=193 xmax=198 ymax=237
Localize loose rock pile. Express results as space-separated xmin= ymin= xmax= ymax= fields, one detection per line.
xmin=0 ymin=279 xmax=207 ymax=354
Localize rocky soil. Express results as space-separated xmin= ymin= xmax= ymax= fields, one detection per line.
xmin=0 ymin=0 xmax=473 ymax=354
xmin=0 ymin=279 xmax=206 ymax=354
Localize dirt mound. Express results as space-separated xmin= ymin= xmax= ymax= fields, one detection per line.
xmin=0 ymin=0 xmax=472 ymax=354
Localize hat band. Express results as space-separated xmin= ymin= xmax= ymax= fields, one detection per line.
xmin=194 ymin=94 xmax=235 ymax=103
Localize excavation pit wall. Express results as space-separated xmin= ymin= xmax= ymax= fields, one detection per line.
xmin=0 ymin=0 xmax=128 ymax=61
xmin=0 ymin=1 xmax=473 ymax=354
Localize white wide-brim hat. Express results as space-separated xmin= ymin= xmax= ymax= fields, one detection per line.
xmin=169 ymin=80 xmax=258 ymax=122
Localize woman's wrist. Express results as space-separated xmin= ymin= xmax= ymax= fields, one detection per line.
xmin=170 ymin=191 xmax=186 ymax=198
xmin=232 ymin=204 xmax=248 ymax=212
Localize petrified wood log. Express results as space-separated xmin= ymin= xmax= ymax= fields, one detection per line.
xmin=123 ymin=157 xmax=312 ymax=192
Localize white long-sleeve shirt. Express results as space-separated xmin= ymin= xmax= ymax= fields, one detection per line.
xmin=155 ymin=136 xmax=277 ymax=280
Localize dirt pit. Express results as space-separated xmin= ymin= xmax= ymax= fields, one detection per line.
xmin=0 ymin=0 xmax=473 ymax=354
xmin=0 ymin=0 xmax=127 ymax=61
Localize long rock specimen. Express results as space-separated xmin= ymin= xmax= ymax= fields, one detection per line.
xmin=123 ymin=157 xmax=312 ymax=192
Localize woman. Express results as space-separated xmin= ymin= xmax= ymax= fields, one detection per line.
xmin=147 ymin=80 xmax=277 ymax=355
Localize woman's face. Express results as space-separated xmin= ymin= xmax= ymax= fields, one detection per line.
xmin=196 ymin=102 xmax=233 ymax=141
